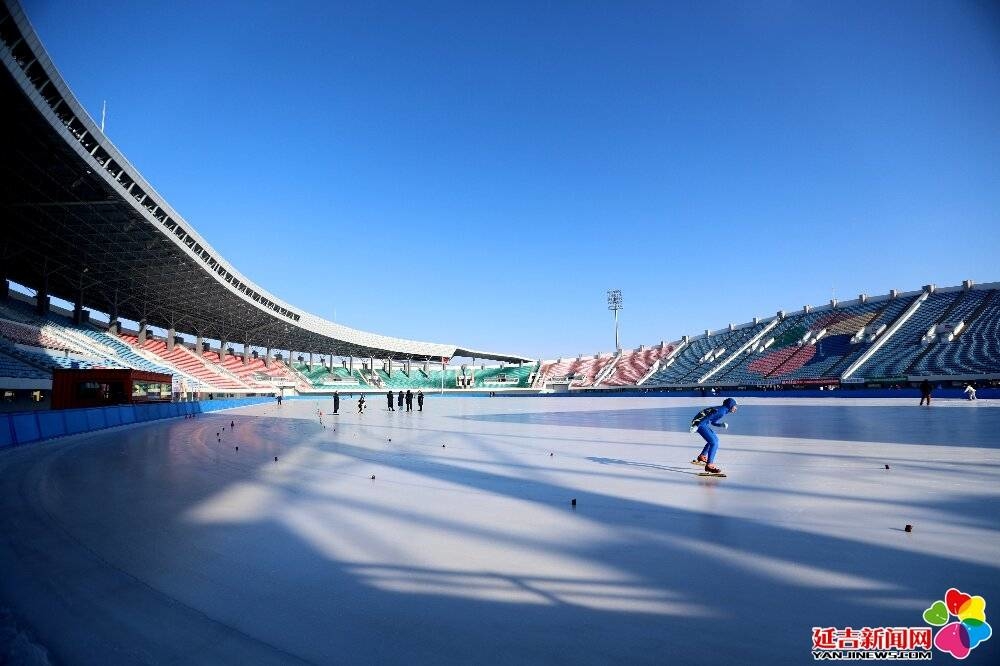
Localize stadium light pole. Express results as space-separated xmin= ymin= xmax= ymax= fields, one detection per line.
xmin=607 ymin=289 xmax=623 ymax=351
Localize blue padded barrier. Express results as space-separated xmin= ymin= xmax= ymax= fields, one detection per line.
xmin=118 ymin=405 xmax=135 ymax=425
xmin=64 ymin=410 xmax=88 ymax=435
xmin=36 ymin=411 xmax=66 ymax=440
xmin=0 ymin=417 xmax=13 ymax=448
xmin=0 ymin=397 xmax=274 ymax=448
xmin=11 ymin=413 xmax=40 ymax=444
xmin=85 ymin=408 xmax=105 ymax=430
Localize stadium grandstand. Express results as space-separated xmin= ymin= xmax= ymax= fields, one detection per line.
xmin=529 ymin=282 xmax=999 ymax=392
xmin=0 ymin=0 xmax=531 ymax=407
xmin=1 ymin=0 xmax=997 ymax=408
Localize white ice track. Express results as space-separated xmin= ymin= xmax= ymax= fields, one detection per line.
xmin=0 ymin=397 xmax=998 ymax=666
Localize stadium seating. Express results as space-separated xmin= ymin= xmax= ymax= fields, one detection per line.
xmin=764 ymin=299 xmax=906 ymax=382
xmin=3 ymin=283 xmax=997 ymax=393
xmin=876 ymin=290 xmax=999 ymax=376
xmin=853 ymin=291 xmax=965 ymax=379
xmin=533 ymin=358 xmax=578 ymax=387
xmin=0 ymin=317 xmax=81 ymax=352
xmin=0 ymin=348 xmax=61 ymax=378
xmin=532 ymin=356 xmax=614 ymax=388
xmin=648 ymin=322 xmax=770 ymax=385
xmin=600 ymin=345 xmax=674 ymax=387
xmin=0 ymin=313 xmax=130 ymax=373
xmin=123 ymin=335 xmax=247 ymax=391
xmin=714 ymin=295 xmax=920 ymax=385
xmin=571 ymin=356 xmax=615 ymax=387
xmin=293 ymin=363 xmax=331 ymax=384
xmin=424 ymin=367 xmax=461 ymax=388
xmin=474 ymin=364 xmax=535 ymax=388
xmin=374 ymin=367 xmax=440 ymax=390
xmin=291 ymin=363 xmax=367 ymax=388
xmin=218 ymin=354 xmax=298 ymax=388
xmin=76 ymin=329 xmax=176 ymax=375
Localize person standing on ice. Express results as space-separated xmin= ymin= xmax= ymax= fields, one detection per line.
xmin=690 ymin=397 xmax=738 ymax=475
xmin=919 ymin=379 xmax=932 ymax=406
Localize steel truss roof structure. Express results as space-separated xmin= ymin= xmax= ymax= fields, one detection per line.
xmin=0 ymin=0 xmax=531 ymax=364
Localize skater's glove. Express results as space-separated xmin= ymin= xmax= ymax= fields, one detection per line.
xmin=689 ymin=426 xmax=697 ymax=434
xmin=719 ymin=422 xmax=728 ymax=429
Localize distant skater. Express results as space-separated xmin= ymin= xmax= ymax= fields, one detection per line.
xmin=387 ymin=390 xmax=395 ymax=411
xmin=919 ymin=379 xmax=932 ymax=406
xmin=398 ymin=391 xmax=404 ymax=410
xmin=690 ymin=397 xmax=738 ymax=475
xmin=358 ymin=394 xmax=366 ymax=414
xmin=964 ymin=384 xmax=977 ymax=401
xmin=417 ymin=390 xmax=424 ymax=411
xmin=276 ymin=394 xmax=282 ymax=406
xmin=405 ymin=390 xmax=413 ymax=412
xmin=333 ymin=391 xmax=340 ymax=415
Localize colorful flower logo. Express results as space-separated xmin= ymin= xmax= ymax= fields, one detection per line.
xmin=923 ymin=588 xmax=992 ymax=659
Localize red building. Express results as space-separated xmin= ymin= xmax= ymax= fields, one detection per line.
xmin=51 ymin=369 xmax=173 ymax=410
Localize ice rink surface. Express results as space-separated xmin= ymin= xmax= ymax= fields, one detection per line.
xmin=0 ymin=395 xmax=998 ymax=665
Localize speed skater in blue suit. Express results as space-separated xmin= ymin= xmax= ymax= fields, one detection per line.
xmin=690 ymin=397 xmax=738 ymax=475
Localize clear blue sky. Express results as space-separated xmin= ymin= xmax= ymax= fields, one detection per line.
xmin=22 ymin=0 xmax=1000 ymax=360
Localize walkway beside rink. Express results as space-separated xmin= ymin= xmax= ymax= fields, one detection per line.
xmin=0 ymin=396 xmax=997 ymax=664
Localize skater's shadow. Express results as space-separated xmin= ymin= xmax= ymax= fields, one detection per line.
xmin=587 ymin=456 xmax=700 ymax=476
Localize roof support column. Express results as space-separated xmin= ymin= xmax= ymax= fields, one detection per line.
xmin=137 ymin=319 xmax=147 ymax=345
xmin=195 ymin=334 xmax=203 ymax=357
xmin=349 ymin=356 xmax=354 ymax=374
xmin=243 ymin=342 xmax=250 ymax=365
xmin=309 ymin=352 xmax=314 ymax=369
xmin=72 ymin=289 xmax=86 ymax=325
xmin=386 ymin=359 xmax=392 ymax=377
xmin=220 ymin=339 xmax=228 ymax=363
xmin=35 ymin=272 xmax=50 ymax=316
xmin=107 ymin=299 xmax=119 ymax=334
xmin=166 ymin=327 xmax=176 ymax=351
xmin=264 ymin=347 xmax=271 ymax=368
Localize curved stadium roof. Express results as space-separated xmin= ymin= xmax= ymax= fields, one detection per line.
xmin=0 ymin=0 xmax=531 ymax=363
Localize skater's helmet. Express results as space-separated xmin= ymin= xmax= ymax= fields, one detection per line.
xmin=723 ymin=397 xmax=738 ymax=411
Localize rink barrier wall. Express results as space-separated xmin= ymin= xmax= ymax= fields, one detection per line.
xmin=292 ymin=388 xmax=998 ymax=399
xmin=0 ymin=397 xmax=273 ymax=449
xmin=547 ymin=387 xmax=1000 ymax=400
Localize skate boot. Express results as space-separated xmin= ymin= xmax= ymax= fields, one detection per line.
xmin=703 ymin=464 xmax=724 ymax=475
xmin=691 ymin=454 xmax=709 ymax=466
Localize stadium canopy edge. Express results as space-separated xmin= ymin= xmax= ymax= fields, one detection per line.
xmin=0 ymin=0 xmax=530 ymax=364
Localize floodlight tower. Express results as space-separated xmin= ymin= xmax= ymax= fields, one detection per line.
xmin=607 ymin=289 xmax=623 ymax=351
